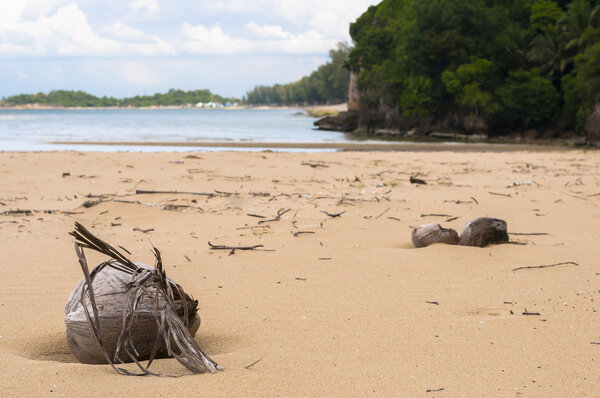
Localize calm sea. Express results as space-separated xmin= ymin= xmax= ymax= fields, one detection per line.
xmin=0 ymin=108 xmax=372 ymax=152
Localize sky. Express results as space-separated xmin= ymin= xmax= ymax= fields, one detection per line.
xmin=0 ymin=0 xmax=380 ymax=99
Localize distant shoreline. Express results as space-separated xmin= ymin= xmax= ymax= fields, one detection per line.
xmin=47 ymin=140 xmax=574 ymax=152
xmin=0 ymin=103 xmax=347 ymax=113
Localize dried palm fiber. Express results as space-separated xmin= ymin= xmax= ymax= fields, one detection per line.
xmin=65 ymin=222 xmax=221 ymax=375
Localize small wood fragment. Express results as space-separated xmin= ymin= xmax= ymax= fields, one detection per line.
xmin=133 ymin=227 xmax=154 ymax=233
xmin=410 ymin=176 xmax=427 ymax=185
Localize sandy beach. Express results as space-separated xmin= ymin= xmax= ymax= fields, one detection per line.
xmin=0 ymin=148 xmax=599 ymax=396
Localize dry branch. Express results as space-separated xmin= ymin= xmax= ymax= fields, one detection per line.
xmin=512 ymin=261 xmax=578 ymax=271
xmin=258 ymin=208 xmax=291 ymax=224
xmin=208 ymin=242 xmax=264 ymax=251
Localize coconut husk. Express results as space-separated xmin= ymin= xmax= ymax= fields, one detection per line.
xmin=65 ymin=222 xmax=221 ymax=376
xmin=412 ymin=223 xmax=459 ymax=248
xmin=458 ymin=217 xmax=509 ymax=247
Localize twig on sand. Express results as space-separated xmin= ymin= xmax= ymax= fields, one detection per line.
xmin=244 ymin=357 xmax=263 ymax=370
xmin=522 ymin=309 xmax=540 ymax=316
xmin=421 ymin=213 xmax=453 ymax=218
xmin=208 ymin=242 xmax=264 ymax=251
xmin=258 ymin=208 xmax=291 ymax=224
xmin=294 ymin=231 xmax=315 ymax=237
xmin=136 ymin=189 xmax=215 ymax=198
xmin=1 ymin=209 xmax=32 ymax=216
xmin=301 ymin=161 xmax=328 ymax=168
xmin=488 ymin=191 xmax=511 ymax=197
xmin=133 ymin=227 xmax=154 ymax=233
xmin=426 ymin=388 xmax=444 ymax=393
xmin=512 ymin=261 xmax=578 ymax=272
xmin=247 ymin=213 xmax=266 ymax=219
xmin=322 ymin=210 xmax=346 ymax=218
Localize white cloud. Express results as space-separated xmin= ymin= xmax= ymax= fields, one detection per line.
xmin=0 ymin=0 xmax=379 ymax=57
xmin=100 ymin=22 xmax=156 ymax=43
xmin=245 ymin=22 xmax=292 ymax=40
xmin=128 ymin=0 xmax=159 ymax=12
xmin=181 ymin=23 xmax=250 ymax=54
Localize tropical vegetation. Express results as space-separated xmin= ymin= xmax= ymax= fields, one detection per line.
xmin=347 ymin=0 xmax=600 ymax=134
xmin=0 ymin=89 xmax=237 ymax=108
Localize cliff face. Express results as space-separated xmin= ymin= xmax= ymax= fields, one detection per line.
xmin=585 ymin=102 xmax=600 ymax=145
xmin=347 ymin=72 xmax=360 ymax=112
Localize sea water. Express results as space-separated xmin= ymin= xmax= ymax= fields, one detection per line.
xmin=0 ymin=108 xmax=368 ymax=152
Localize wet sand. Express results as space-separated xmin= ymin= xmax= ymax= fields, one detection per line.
xmin=0 ymin=149 xmax=598 ymax=396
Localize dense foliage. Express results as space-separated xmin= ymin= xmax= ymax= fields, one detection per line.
xmin=348 ymin=0 xmax=600 ymax=134
xmin=244 ymin=42 xmax=350 ymax=105
xmin=1 ymin=89 xmax=236 ymax=107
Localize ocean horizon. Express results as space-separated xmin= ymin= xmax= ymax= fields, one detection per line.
xmin=0 ymin=108 xmax=379 ymax=152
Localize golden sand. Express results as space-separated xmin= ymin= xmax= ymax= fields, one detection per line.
xmin=0 ymin=149 xmax=598 ymax=396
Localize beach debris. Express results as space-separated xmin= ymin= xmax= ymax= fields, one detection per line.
xmin=410 ymin=176 xmax=427 ymax=185
xmin=65 ymin=222 xmax=221 ymax=375
xmin=458 ymin=217 xmax=508 ymax=247
xmin=293 ymin=231 xmax=315 ymax=237
xmin=522 ymin=309 xmax=540 ymax=316
xmin=301 ymin=161 xmax=328 ymax=168
xmin=244 ymin=357 xmax=263 ymax=370
xmin=488 ymin=191 xmax=511 ymax=198
xmin=208 ymin=241 xmax=264 ymax=255
xmin=363 ymin=207 xmax=391 ymax=220
xmin=1 ymin=209 xmax=32 ymax=216
xmin=81 ymin=200 xmax=101 ymax=208
xmin=512 ymin=261 xmax=578 ymax=272
xmin=322 ymin=210 xmax=345 ymax=218
xmin=133 ymin=227 xmax=154 ymax=233
xmin=412 ymin=223 xmax=459 ymax=248
xmin=421 ymin=213 xmax=453 ymax=218
xmin=136 ymin=189 xmax=215 ymax=198
xmin=507 ymin=181 xmax=532 ymax=188
xmin=258 ymin=208 xmax=290 ymax=224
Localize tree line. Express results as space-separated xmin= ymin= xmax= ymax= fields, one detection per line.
xmin=347 ymin=0 xmax=600 ymax=134
xmin=1 ymin=89 xmax=237 ymax=107
xmin=244 ymin=42 xmax=351 ymax=105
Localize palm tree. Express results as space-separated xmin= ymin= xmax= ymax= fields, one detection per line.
xmin=528 ymin=25 xmax=569 ymax=78
xmin=561 ymin=0 xmax=600 ymax=52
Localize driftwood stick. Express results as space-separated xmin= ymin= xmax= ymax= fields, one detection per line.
xmin=301 ymin=161 xmax=328 ymax=168
xmin=247 ymin=213 xmax=266 ymax=219
xmin=373 ymin=207 xmax=391 ymax=220
xmin=421 ymin=213 xmax=453 ymax=218
xmin=512 ymin=261 xmax=578 ymax=272
xmin=488 ymin=191 xmax=511 ymax=197
xmin=244 ymin=357 xmax=263 ymax=370
xmin=322 ymin=210 xmax=346 ymax=218
xmin=258 ymin=208 xmax=291 ymax=224
xmin=136 ymin=189 xmax=215 ymax=198
xmin=133 ymin=227 xmax=154 ymax=233
xmin=208 ymin=242 xmax=264 ymax=251
xmin=293 ymin=231 xmax=315 ymax=237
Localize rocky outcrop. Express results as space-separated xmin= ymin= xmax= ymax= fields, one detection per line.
xmin=347 ymin=72 xmax=360 ymax=112
xmin=585 ymin=101 xmax=600 ymax=145
xmin=313 ymin=111 xmax=359 ymax=132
